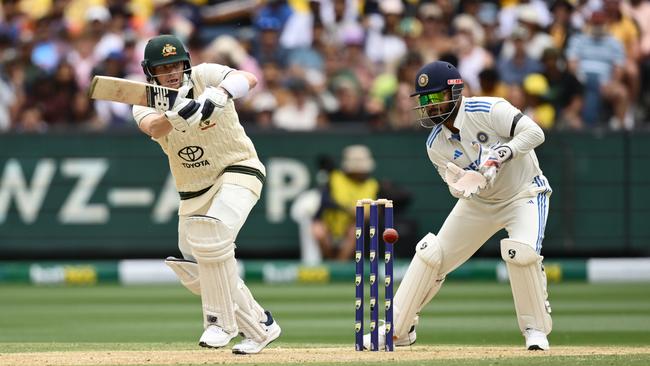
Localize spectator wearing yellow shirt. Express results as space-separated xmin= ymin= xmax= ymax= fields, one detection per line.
xmin=312 ymin=145 xmax=379 ymax=261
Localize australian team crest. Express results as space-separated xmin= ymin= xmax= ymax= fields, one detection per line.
xmin=355 ymin=275 xmax=362 ymax=286
xmin=384 ymin=252 xmax=391 ymax=263
xmin=385 ymin=322 xmax=392 ymax=333
xmin=161 ymin=43 xmax=177 ymax=57
xmin=385 ymin=299 xmax=392 ymax=310
xmin=385 ymin=276 xmax=392 ymax=287
xmin=355 ymin=251 xmax=362 ymax=263
xmin=369 ymin=226 xmax=376 ymax=238
xmin=370 ymin=273 xmax=376 ymax=285
xmin=355 ymin=298 xmax=362 ymax=310
xmin=355 ymin=322 xmax=362 ymax=332
xmin=355 ymin=227 xmax=362 ymax=239
xmin=370 ymin=250 xmax=376 ymax=262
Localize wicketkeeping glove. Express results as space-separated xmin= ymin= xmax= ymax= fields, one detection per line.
xmin=445 ymin=162 xmax=487 ymax=198
xmin=474 ymin=143 xmax=513 ymax=186
xmin=197 ymin=86 xmax=228 ymax=121
xmin=164 ymin=85 xmax=202 ymax=132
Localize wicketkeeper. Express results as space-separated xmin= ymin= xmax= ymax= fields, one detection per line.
xmin=365 ymin=61 xmax=553 ymax=350
xmin=132 ymin=34 xmax=280 ymax=354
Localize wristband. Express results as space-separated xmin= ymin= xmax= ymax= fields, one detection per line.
xmin=220 ymin=73 xmax=250 ymax=99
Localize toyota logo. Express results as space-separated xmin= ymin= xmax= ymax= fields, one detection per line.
xmin=178 ymin=146 xmax=204 ymax=162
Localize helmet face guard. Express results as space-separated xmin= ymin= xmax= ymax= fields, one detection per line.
xmin=413 ymin=84 xmax=463 ymax=128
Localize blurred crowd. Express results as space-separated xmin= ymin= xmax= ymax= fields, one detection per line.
xmin=1 ymin=0 xmax=649 ymax=133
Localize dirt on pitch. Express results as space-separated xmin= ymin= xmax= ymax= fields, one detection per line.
xmin=1 ymin=346 xmax=650 ymax=366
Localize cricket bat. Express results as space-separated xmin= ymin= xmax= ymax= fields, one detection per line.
xmin=89 ymin=76 xmax=179 ymax=110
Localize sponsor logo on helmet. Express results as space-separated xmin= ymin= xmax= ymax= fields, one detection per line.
xmin=447 ymin=78 xmax=463 ymax=85
xmin=418 ymin=74 xmax=429 ymax=87
xmin=477 ymin=131 xmax=488 ymax=143
xmin=161 ymin=43 xmax=177 ymax=57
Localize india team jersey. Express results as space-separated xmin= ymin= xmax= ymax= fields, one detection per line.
xmin=426 ymin=96 xmax=549 ymax=202
xmin=132 ymin=63 xmax=265 ymax=206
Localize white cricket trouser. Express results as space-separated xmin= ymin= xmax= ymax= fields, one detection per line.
xmin=437 ymin=175 xmax=551 ymax=276
xmin=178 ymin=183 xmax=258 ymax=260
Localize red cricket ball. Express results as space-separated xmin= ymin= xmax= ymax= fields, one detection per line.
xmin=383 ymin=228 xmax=399 ymax=244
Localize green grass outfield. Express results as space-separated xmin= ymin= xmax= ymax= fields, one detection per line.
xmin=0 ymin=282 xmax=649 ymax=365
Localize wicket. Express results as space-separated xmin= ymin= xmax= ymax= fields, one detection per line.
xmin=355 ymin=198 xmax=394 ymax=352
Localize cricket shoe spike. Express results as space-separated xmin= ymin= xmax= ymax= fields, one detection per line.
xmin=232 ymin=311 xmax=281 ymax=354
xmin=363 ymin=324 xmax=417 ymax=350
xmin=524 ymin=328 xmax=549 ymax=351
xmin=199 ymin=325 xmax=237 ymax=348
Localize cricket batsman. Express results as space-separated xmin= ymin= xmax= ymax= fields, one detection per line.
xmin=132 ymin=34 xmax=280 ymax=354
xmin=365 ymin=61 xmax=552 ymax=350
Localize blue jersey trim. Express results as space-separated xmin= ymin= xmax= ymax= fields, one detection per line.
xmin=426 ymin=124 xmax=443 ymax=147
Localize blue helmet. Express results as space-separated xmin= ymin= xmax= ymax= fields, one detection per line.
xmin=411 ymin=61 xmax=464 ymax=128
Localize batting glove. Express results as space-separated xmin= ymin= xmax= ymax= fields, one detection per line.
xmin=474 ymin=143 xmax=513 ymax=186
xmin=164 ymin=85 xmax=202 ymax=132
xmin=197 ymin=86 xmax=229 ymax=121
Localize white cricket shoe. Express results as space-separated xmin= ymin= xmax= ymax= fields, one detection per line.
xmin=524 ymin=328 xmax=549 ymax=351
xmin=199 ymin=325 xmax=237 ymax=348
xmin=363 ymin=325 xmax=417 ymax=350
xmin=232 ymin=311 xmax=282 ymax=354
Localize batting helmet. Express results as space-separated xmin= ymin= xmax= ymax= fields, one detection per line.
xmin=411 ymin=61 xmax=464 ymax=127
xmin=141 ymin=34 xmax=192 ymax=83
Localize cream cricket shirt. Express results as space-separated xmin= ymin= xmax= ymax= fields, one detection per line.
xmin=426 ymin=97 xmax=550 ymax=202
xmin=132 ymin=63 xmax=265 ymax=215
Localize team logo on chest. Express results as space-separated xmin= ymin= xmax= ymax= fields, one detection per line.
xmin=476 ymin=131 xmax=488 ymax=143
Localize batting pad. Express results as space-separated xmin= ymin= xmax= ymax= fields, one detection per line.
xmin=232 ymin=279 xmax=268 ymax=341
xmin=165 ymin=257 xmax=201 ymax=295
xmin=393 ymin=233 xmax=444 ymax=339
xmin=186 ymin=215 xmax=238 ymax=334
xmin=500 ymin=239 xmax=552 ymax=334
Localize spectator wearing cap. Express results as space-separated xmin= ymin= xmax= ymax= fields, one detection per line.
xmin=85 ymin=5 xmax=124 ymax=63
xmin=566 ymin=10 xmax=630 ymax=129
xmin=522 ymin=73 xmax=555 ymax=130
xmin=549 ymin=0 xmax=579 ymax=51
xmin=253 ymin=16 xmax=290 ymax=67
xmin=415 ymin=3 xmax=453 ymax=62
xmin=497 ymin=26 xmax=543 ymax=85
xmin=541 ymin=47 xmax=584 ymax=130
xmin=476 ymin=2 xmax=503 ymax=58
xmin=498 ymin=0 xmax=552 ymax=39
xmin=452 ymin=14 xmax=493 ymax=94
xmin=365 ymin=0 xmax=407 ymax=71
xmin=312 ymin=144 xmax=380 ymax=261
xmin=500 ymin=4 xmax=554 ymax=61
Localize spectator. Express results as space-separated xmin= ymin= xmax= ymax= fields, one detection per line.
xmin=453 ymin=14 xmax=494 ymax=94
xmin=415 ymin=3 xmax=453 ymax=62
xmin=312 ymin=145 xmax=379 ymax=261
xmin=604 ymin=0 xmax=640 ymax=116
xmin=365 ymin=0 xmax=408 ymax=70
xmin=549 ymin=0 xmax=578 ymax=51
xmin=497 ymin=26 xmax=543 ymax=85
xmin=272 ymin=77 xmax=322 ymax=130
xmin=566 ymin=11 xmax=630 ymax=129
xmin=522 ymin=73 xmax=556 ymax=130
xmin=478 ymin=68 xmax=509 ymax=99
xmin=541 ymin=47 xmax=584 ymax=130
xmin=500 ymin=5 xmax=554 ymax=61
